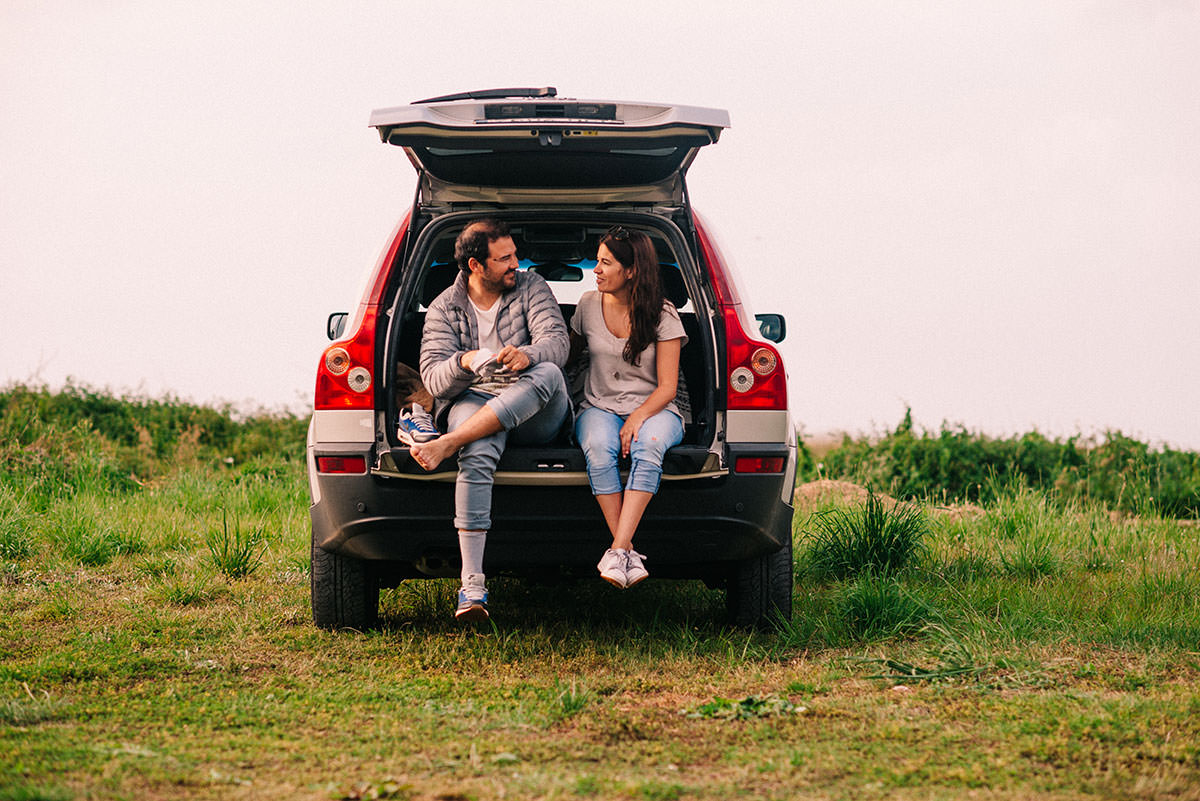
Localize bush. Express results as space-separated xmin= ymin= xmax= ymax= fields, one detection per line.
xmin=809 ymin=409 xmax=1200 ymax=518
xmin=802 ymin=490 xmax=927 ymax=580
xmin=0 ymin=383 xmax=309 ymax=496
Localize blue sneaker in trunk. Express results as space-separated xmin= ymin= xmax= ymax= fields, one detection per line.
xmin=397 ymin=404 xmax=439 ymax=446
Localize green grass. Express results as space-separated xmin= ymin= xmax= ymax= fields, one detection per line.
xmin=206 ymin=508 xmax=266 ymax=579
xmin=801 ymin=490 xmax=928 ymax=580
xmin=2 ymin=384 xmax=1200 ymax=799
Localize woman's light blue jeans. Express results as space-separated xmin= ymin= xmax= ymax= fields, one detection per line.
xmin=575 ymin=406 xmax=683 ymax=496
xmin=449 ymin=362 xmax=570 ymax=531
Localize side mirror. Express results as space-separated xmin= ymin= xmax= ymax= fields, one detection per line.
xmin=755 ymin=313 xmax=786 ymax=343
xmin=326 ymin=312 xmax=348 ymax=341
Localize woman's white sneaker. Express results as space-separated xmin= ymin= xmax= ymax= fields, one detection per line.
xmin=597 ymin=548 xmax=628 ymax=588
xmin=624 ymin=549 xmax=649 ymax=587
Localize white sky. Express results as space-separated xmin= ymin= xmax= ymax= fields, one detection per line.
xmin=3 ymin=1 xmax=1198 ymax=448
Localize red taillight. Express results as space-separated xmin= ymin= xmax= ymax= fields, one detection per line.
xmin=692 ymin=212 xmax=787 ymax=412
xmin=723 ymin=306 xmax=787 ymax=410
xmin=314 ymin=306 xmax=378 ymax=410
xmin=314 ymin=215 xmax=409 ymax=411
xmin=316 ymin=455 xmax=367 ymax=474
xmin=734 ymin=456 xmax=785 ymax=474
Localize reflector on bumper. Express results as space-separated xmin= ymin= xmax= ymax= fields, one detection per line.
xmin=316 ymin=456 xmax=367 ymax=474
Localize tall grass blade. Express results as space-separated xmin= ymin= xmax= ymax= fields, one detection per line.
xmin=206 ymin=508 xmax=265 ymax=579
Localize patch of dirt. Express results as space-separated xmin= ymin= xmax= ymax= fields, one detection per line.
xmin=932 ymin=502 xmax=987 ymax=522
xmin=793 ymin=479 xmax=880 ymax=508
xmin=792 ymin=479 xmax=986 ymax=521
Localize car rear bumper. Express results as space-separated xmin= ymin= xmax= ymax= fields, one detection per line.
xmin=309 ymin=444 xmax=795 ymax=580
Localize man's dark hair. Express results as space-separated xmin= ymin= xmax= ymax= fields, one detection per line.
xmin=454 ymin=219 xmax=511 ymax=273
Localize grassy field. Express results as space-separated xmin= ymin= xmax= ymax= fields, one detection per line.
xmin=2 ymin=386 xmax=1199 ymax=800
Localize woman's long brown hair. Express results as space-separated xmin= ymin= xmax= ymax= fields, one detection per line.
xmin=599 ymin=226 xmax=663 ymax=367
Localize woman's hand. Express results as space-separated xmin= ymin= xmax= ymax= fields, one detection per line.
xmin=619 ymin=411 xmax=648 ymax=457
xmin=618 ymin=337 xmax=683 ymax=456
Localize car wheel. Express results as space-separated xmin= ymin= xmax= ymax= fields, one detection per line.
xmin=726 ymin=537 xmax=793 ymax=628
xmin=310 ymin=536 xmax=379 ymax=630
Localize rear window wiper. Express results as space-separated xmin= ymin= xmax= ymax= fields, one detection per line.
xmin=412 ymin=87 xmax=557 ymax=104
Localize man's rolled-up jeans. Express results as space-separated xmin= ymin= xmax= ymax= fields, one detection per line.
xmin=448 ymin=362 xmax=570 ymax=531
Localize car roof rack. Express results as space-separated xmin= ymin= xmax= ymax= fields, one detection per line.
xmin=412 ymin=87 xmax=557 ymax=104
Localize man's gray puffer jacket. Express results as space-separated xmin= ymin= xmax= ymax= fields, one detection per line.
xmin=419 ymin=270 xmax=568 ymax=424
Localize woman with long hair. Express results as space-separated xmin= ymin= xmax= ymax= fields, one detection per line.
xmin=570 ymin=225 xmax=687 ymax=588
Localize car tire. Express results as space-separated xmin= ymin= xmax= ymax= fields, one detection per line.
xmin=726 ymin=537 xmax=793 ymax=628
xmin=310 ymin=537 xmax=379 ymax=631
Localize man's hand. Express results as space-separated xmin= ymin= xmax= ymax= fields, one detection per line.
xmin=460 ymin=350 xmax=481 ymax=371
xmin=496 ymin=345 xmax=531 ymax=372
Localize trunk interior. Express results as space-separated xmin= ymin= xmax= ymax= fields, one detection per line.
xmin=378 ymin=213 xmax=719 ymax=479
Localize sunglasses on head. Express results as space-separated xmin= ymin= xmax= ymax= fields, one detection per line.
xmin=606 ymin=225 xmax=630 ymax=241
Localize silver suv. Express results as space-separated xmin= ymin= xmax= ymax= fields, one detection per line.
xmin=308 ymin=88 xmax=796 ymax=628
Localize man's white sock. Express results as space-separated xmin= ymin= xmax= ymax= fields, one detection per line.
xmin=459 ymin=529 xmax=486 ymax=581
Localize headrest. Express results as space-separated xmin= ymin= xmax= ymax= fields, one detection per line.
xmin=659 ymin=264 xmax=688 ymax=308
xmin=421 ymin=263 xmax=459 ymax=307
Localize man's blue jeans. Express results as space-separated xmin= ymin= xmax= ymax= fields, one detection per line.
xmin=574 ymin=406 xmax=683 ymax=496
xmin=448 ymin=362 xmax=569 ymax=531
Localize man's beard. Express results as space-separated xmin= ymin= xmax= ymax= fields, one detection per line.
xmin=482 ymin=272 xmax=516 ymax=294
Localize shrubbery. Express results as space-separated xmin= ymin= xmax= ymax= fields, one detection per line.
xmin=5 ymin=386 xmax=1197 ymax=520
xmin=804 ymin=490 xmax=927 ymax=580
xmin=805 ymin=409 xmax=1200 ymax=518
xmin=0 ymin=382 xmax=308 ymax=502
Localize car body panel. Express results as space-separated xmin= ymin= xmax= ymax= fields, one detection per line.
xmin=311 ymin=409 xmax=376 ymax=443
xmin=725 ymin=409 xmax=793 ymax=444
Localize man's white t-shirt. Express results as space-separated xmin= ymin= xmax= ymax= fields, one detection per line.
xmin=469 ymin=297 xmax=516 ymax=395
xmin=470 ymin=297 xmax=504 ymax=353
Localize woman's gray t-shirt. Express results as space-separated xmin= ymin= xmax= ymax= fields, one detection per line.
xmin=569 ymin=291 xmax=688 ymax=420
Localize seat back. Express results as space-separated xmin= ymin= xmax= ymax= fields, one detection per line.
xmin=420 ymin=262 xmax=459 ymax=308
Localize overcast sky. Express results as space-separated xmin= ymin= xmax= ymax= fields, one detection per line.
xmin=3 ymin=1 xmax=1198 ymax=448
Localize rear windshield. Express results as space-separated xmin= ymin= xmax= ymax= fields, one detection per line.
xmin=416 ymin=258 xmax=692 ymax=312
xmin=412 ymin=224 xmax=692 ymax=313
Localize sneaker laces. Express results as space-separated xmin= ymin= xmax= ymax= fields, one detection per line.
xmin=407 ymin=404 xmax=437 ymax=433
